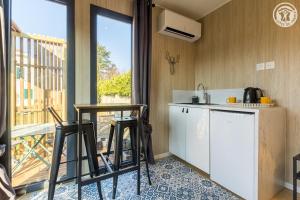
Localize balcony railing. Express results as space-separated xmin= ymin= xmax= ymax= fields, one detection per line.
xmin=10 ymin=31 xmax=67 ymax=187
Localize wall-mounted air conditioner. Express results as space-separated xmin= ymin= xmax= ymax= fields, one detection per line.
xmin=158 ymin=9 xmax=202 ymax=43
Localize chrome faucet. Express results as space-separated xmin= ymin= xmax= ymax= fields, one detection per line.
xmin=197 ymin=83 xmax=209 ymax=104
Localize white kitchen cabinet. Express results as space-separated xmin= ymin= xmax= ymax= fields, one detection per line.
xmin=169 ymin=103 xmax=285 ymax=200
xmin=210 ymin=108 xmax=286 ymax=200
xmin=210 ymin=110 xmax=255 ymax=200
xmin=169 ymin=105 xmax=209 ymax=173
xmin=186 ymin=107 xmax=209 ymax=173
xmin=169 ymin=105 xmax=186 ymax=160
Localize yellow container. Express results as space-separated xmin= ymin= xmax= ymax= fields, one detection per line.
xmin=261 ymin=97 xmax=271 ymax=104
xmin=226 ymin=96 xmax=237 ymax=103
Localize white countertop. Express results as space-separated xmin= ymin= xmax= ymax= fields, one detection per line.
xmin=168 ymin=103 xmax=282 ymax=113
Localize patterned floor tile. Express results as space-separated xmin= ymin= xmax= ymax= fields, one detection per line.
xmin=18 ymin=157 xmax=240 ymax=200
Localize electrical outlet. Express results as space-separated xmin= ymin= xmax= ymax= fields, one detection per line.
xmin=265 ymin=61 xmax=275 ymax=70
xmin=256 ymin=63 xmax=265 ymax=71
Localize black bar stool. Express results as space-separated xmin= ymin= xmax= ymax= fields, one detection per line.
xmin=106 ymin=117 xmax=137 ymax=164
xmin=47 ymin=107 xmax=102 ymax=200
xmin=293 ymin=154 xmax=300 ymax=200
xmin=106 ymin=109 xmax=151 ymax=199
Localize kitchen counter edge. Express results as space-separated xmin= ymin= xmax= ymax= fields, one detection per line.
xmin=168 ymin=103 xmax=284 ymax=113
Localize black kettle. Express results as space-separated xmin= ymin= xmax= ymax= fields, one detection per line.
xmin=243 ymin=87 xmax=264 ymax=103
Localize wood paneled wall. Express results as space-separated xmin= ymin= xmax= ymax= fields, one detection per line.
xmin=194 ymin=0 xmax=300 ymax=185
xmin=150 ymin=8 xmax=195 ymax=155
xmin=74 ymin=1 xmax=195 ymax=155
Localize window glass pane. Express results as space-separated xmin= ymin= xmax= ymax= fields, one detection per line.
xmin=11 ymin=0 xmax=67 ymax=187
xmin=96 ymin=14 xmax=132 ymax=158
xmin=97 ymin=15 xmax=132 ymax=104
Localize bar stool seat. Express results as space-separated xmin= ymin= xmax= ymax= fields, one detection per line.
xmin=107 ymin=115 xmax=151 ymax=199
xmin=110 ymin=116 xmax=137 ymax=124
xmin=47 ymin=107 xmax=102 ymax=200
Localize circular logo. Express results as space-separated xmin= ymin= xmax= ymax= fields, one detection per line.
xmin=273 ymin=2 xmax=298 ymax=28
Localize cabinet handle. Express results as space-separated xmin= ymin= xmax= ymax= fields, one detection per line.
xmin=186 ymin=108 xmax=189 ymax=113
xmin=182 ymin=108 xmax=185 ymax=113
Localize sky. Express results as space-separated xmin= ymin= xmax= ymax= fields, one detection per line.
xmin=12 ymin=0 xmax=67 ymax=39
xmin=97 ymin=16 xmax=132 ymax=72
xmin=12 ymin=0 xmax=132 ymax=72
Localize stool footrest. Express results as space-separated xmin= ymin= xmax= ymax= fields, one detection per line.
xmin=81 ymin=165 xmax=139 ymax=187
xmin=54 ymin=171 xmax=93 ymax=185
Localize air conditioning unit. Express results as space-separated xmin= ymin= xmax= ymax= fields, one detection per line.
xmin=158 ymin=9 xmax=202 ymax=43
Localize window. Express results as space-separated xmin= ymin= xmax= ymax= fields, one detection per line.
xmin=91 ymin=6 xmax=133 ymax=105
xmin=10 ymin=0 xmax=74 ymax=190
xmin=90 ymin=6 xmax=133 ymax=154
xmin=96 ymin=15 xmax=132 ymax=104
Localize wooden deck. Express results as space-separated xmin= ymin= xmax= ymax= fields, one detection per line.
xmin=12 ymin=148 xmax=132 ymax=187
xmin=12 ymin=155 xmax=66 ymax=187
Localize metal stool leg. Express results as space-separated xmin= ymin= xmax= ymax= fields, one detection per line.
xmin=84 ymin=125 xmax=102 ymax=199
xmin=140 ymin=126 xmax=152 ymax=185
xmin=112 ymin=124 xmax=123 ymax=199
xmin=83 ymin=134 xmax=94 ymax=178
xmin=137 ymin=125 xmax=141 ymax=196
xmin=83 ymin=124 xmax=99 ymax=176
xmin=96 ymin=182 xmax=103 ymax=200
xmin=107 ymin=124 xmax=115 ymax=159
xmin=129 ymin=126 xmax=137 ymax=164
xmin=48 ymin=129 xmax=65 ymax=200
xmin=294 ymin=156 xmax=298 ymax=200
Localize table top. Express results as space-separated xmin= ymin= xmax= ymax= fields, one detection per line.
xmin=11 ymin=123 xmax=55 ymax=138
xmin=74 ymin=103 xmax=144 ymax=112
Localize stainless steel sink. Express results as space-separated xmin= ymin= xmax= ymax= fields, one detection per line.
xmin=177 ymin=103 xmax=219 ymax=106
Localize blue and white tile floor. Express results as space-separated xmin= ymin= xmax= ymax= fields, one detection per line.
xmin=18 ymin=157 xmax=240 ymax=200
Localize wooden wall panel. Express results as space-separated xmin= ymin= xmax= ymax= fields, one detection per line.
xmin=150 ymin=7 xmax=196 ymax=155
xmin=75 ymin=1 xmax=195 ymax=156
xmin=195 ymin=0 xmax=300 ymax=185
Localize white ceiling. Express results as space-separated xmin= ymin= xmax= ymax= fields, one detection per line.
xmin=154 ymin=0 xmax=231 ymax=20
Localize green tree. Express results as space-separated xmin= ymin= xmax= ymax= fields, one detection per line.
xmin=98 ymin=71 xmax=131 ymax=98
xmin=97 ymin=44 xmax=118 ymax=80
xmin=96 ymin=44 xmax=131 ymax=103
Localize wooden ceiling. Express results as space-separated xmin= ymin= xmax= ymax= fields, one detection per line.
xmin=154 ymin=0 xmax=231 ymax=19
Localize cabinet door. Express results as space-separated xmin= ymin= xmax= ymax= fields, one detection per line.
xmin=210 ymin=111 xmax=255 ymax=200
xmin=169 ymin=106 xmax=186 ymax=159
xmin=186 ymin=107 xmax=210 ymax=173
